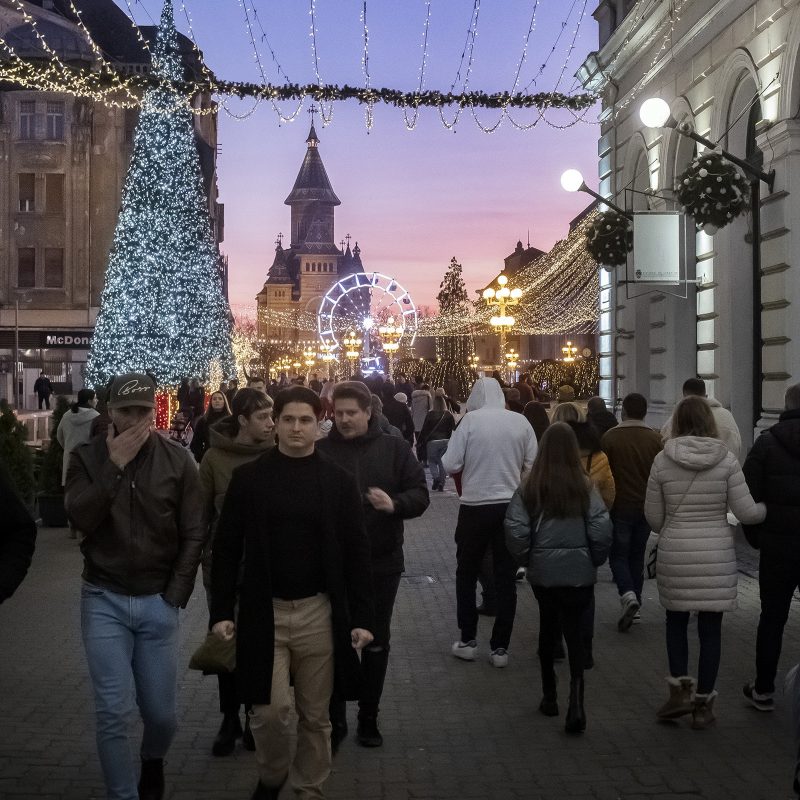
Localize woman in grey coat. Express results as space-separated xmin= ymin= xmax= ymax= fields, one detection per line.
xmin=505 ymin=422 xmax=612 ymax=734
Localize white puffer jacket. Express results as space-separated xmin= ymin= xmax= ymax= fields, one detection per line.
xmin=645 ymin=436 xmax=765 ymax=612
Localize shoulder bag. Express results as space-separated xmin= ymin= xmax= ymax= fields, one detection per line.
xmin=646 ymin=473 xmax=698 ymax=579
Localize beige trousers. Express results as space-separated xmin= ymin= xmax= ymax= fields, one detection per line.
xmin=250 ymin=593 xmax=334 ymax=799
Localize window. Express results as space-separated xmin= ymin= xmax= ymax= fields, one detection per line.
xmin=19 ymin=101 xmax=36 ymax=139
xmin=45 ymin=174 xmax=64 ymax=214
xmin=45 ymin=102 xmax=64 ymax=140
xmin=18 ymin=248 xmax=35 ymax=288
xmin=18 ymin=173 xmax=35 ymax=212
xmin=45 ymin=248 xmax=64 ymax=288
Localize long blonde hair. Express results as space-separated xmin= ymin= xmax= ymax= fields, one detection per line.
xmin=522 ymin=422 xmax=590 ymax=518
xmin=550 ymin=402 xmax=585 ymax=424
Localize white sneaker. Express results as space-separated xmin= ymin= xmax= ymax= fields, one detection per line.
xmin=451 ymin=640 xmax=477 ymax=661
xmin=618 ymin=591 xmax=640 ymax=632
xmin=489 ymin=648 xmax=509 ymax=668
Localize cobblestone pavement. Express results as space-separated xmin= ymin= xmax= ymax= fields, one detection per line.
xmin=1 ymin=485 xmax=799 ymax=800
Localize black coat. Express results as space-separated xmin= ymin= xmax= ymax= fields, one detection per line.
xmin=587 ymin=409 xmax=619 ymax=438
xmin=743 ymin=409 xmax=800 ymax=549
xmin=209 ymin=448 xmax=374 ymax=705
xmin=381 ymin=396 xmax=415 ymax=446
xmin=0 ymin=460 xmax=36 ymax=603
xmin=316 ymin=417 xmax=429 ymax=575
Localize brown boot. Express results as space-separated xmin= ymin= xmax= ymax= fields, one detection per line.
xmin=691 ymin=691 xmax=717 ymax=730
xmin=656 ymin=676 xmax=695 ymax=720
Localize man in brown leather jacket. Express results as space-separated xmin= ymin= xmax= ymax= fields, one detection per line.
xmin=66 ymin=372 xmax=205 ymax=800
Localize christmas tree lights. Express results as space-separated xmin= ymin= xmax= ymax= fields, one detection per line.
xmin=435 ymin=257 xmax=474 ymax=362
xmin=86 ymin=0 xmax=235 ymax=390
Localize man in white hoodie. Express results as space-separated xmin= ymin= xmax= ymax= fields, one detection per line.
xmin=441 ymin=378 xmax=537 ymax=667
xmin=661 ymin=378 xmax=741 ymax=460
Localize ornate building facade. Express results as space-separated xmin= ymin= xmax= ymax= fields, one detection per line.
xmin=580 ymin=0 xmax=800 ymax=450
xmin=256 ymin=124 xmax=368 ymax=343
xmin=0 ymin=0 xmax=223 ymax=406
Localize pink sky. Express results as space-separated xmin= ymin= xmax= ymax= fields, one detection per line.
xmin=123 ymin=1 xmax=602 ymax=317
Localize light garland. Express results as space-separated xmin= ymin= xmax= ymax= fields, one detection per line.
xmin=439 ymin=0 xmax=481 ymax=131
xmin=403 ymin=0 xmax=432 ymax=131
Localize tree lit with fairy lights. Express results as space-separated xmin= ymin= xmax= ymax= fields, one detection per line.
xmin=86 ymin=0 xmax=235 ymax=389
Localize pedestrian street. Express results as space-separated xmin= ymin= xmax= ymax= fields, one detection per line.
xmin=0 ymin=486 xmax=797 ymax=800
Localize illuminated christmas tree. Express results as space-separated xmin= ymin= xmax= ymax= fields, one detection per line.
xmin=86 ymin=0 xmax=234 ymax=389
xmin=435 ymin=257 xmax=474 ymax=363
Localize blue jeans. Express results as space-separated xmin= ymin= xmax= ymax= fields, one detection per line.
xmin=427 ymin=439 xmax=449 ymax=484
xmin=608 ymin=509 xmax=651 ymax=602
xmin=81 ymin=582 xmax=180 ymax=800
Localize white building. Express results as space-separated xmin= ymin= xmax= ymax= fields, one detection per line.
xmin=579 ymin=0 xmax=800 ymax=451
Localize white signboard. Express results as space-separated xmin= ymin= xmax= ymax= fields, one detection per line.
xmin=631 ymin=211 xmax=683 ymax=284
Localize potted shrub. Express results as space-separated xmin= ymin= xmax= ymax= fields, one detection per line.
xmin=37 ymin=395 xmax=70 ymax=527
xmin=0 ymin=400 xmax=35 ymax=515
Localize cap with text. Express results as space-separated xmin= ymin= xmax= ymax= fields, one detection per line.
xmin=107 ymin=373 xmax=157 ymax=409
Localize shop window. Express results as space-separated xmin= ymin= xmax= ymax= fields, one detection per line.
xmin=44 ymin=248 xmax=64 ymax=288
xmin=45 ymin=174 xmax=64 ymax=214
xmin=19 ymin=101 xmax=36 ymax=140
xmin=45 ymin=102 xmax=65 ymax=141
xmin=18 ymin=173 xmax=35 ymax=212
xmin=18 ymin=248 xmax=35 ymax=288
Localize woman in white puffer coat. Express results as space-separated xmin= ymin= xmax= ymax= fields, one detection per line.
xmin=645 ymin=396 xmax=765 ymax=730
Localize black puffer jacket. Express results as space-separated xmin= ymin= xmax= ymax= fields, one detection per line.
xmin=316 ymin=416 xmax=429 ymax=575
xmin=743 ymin=409 xmax=800 ymax=544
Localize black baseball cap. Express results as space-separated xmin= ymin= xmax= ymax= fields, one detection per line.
xmin=107 ymin=373 xmax=157 ymax=409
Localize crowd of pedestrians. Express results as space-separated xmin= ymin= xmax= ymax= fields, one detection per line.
xmin=3 ymin=367 xmax=800 ymax=798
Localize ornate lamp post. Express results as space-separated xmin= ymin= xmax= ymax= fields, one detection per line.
xmin=378 ymin=316 xmax=403 ymax=377
xmin=319 ymin=341 xmax=337 ymax=379
xmin=468 ymin=353 xmax=480 ymax=372
xmin=343 ymin=329 xmax=363 ymax=376
xmin=302 ymin=344 xmax=317 ymax=380
xmin=561 ymin=340 xmax=578 ymax=362
xmin=505 ymin=348 xmax=519 ymax=382
xmin=482 ymin=273 xmax=522 ymax=370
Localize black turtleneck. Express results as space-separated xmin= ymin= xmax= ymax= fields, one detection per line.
xmin=267 ymin=450 xmax=326 ymax=600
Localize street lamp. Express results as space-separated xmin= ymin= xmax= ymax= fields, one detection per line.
xmin=343 ymin=329 xmax=363 ymax=375
xmin=560 ymin=169 xmax=633 ymax=219
xmin=505 ymin=348 xmax=519 ymax=382
xmin=378 ymin=316 xmax=403 ymax=376
xmin=468 ymin=353 xmax=480 ymax=371
xmin=561 ymin=340 xmax=578 ymax=362
xmin=319 ymin=341 xmax=337 ymax=378
xmin=639 ymin=95 xmax=774 ymax=429
xmin=483 ymin=273 xmax=522 ymax=368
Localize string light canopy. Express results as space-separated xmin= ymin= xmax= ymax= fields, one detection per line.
xmin=0 ymin=0 xmax=598 ymax=130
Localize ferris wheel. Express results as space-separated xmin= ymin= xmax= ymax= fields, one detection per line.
xmin=317 ymin=272 xmax=418 ymax=351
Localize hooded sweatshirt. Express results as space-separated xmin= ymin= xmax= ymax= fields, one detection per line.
xmin=56 ymin=406 xmax=100 ymax=485
xmin=441 ymin=377 xmax=537 ymax=505
xmin=644 ymin=436 xmax=764 ymax=611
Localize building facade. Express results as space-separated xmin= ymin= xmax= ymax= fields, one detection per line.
xmin=0 ymin=0 xmax=223 ymax=407
xmin=580 ymin=0 xmax=800 ymax=450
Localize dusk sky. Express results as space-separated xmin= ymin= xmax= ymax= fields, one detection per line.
xmin=121 ymin=1 xmax=602 ymax=318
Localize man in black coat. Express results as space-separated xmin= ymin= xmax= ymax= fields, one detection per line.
xmin=33 ymin=371 xmax=53 ymax=409
xmin=211 ymin=386 xmax=374 ymax=800
xmin=742 ymin=382 xmax=800 ymax=712
xmin=317 ymin=381 xmax=429 ymax=749
xmin=380 ymin=382 xmax=415 ymax=446
xmin=0 ymin=459 xmax=36 ymax=604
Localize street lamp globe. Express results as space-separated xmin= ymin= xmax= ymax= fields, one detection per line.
xmin=560 ymin=169 xmax=584 ymax=193
xmin=497 ymin=273 xmax=508 ymax=286
xmin=482 ymin=288 xmax=495 ymax=299
xmin=639 ymin=97 xmax=671 ymax=129
xmin=510 ymin=288 xmax=523 ymax=300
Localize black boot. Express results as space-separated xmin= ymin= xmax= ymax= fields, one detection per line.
xmin=212 ymin=712 xmax=243 ymax=757
xmin=539 ymin=662 xmax=559 ymax=717
xmin=356 ymin=713 xmax=383 ymax=747
xmin=137 ymin=758 xmax=164 ymax=800
xmin=329 ymin=697 xmax=348 ymax=755
xmin=565 ymin=676 xmax=586 ymax=734
xmin=242 ymin=714 xmax=256 ymax=751
xmin=251 ymin=778 xmax=286 ymax=800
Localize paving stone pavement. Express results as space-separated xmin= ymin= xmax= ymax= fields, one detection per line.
xmin=1 ymin=485 xmax=799 ymax=800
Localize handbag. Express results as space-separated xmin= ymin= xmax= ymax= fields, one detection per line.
xmin=646 ymin=474 xmax=698 ymax=579
xmin=188 ymin=631 xmax=236 ymax=674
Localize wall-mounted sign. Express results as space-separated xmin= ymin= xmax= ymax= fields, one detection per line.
xmin=630 ymin=211 xmax=684 ymax=285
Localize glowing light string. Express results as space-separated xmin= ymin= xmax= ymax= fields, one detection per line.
xmin=439 ymin=0 xmax=481 ymax=131
xmin=403 ymin=0 xmax=432 ymax=131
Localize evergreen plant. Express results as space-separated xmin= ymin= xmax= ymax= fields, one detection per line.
xmin=0 ymin=400 xmax=35 ymax=509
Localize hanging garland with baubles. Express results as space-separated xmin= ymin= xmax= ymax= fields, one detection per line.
xmin=675 ymin=152 xmax=750 ymax=235
xmin=585 ymin=210 xmax=632 ymax=268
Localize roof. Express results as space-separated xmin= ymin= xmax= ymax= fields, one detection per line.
xmin=265 ymin=245 xmax=292 ymax=285
xmin=285 ymin=125 xmax=341 ymax=206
